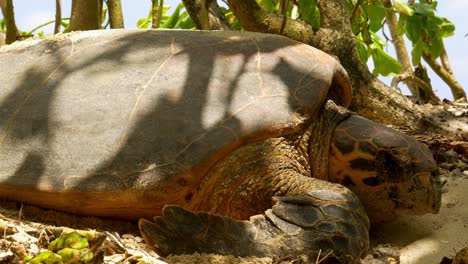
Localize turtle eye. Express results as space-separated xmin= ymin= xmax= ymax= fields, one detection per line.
xmin=362 ymin=176 xmax=382 ymax=186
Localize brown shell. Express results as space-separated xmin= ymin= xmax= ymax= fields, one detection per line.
xmin=0 ymin=29 xmax=351 ymax=218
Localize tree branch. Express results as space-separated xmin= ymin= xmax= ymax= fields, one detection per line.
xmin=423 ymin=52 xmax=467 ymax=101
xmin=391 ymin=73 xmax=431 ymax=92
xmin=108 ymin=0 xmax=124 ymax=28
xmin=382 ymin=0 xmax=440 ymax=103
xmin=227 ymin=0 xmax=439 ymax=130
xmin=183 ymin=0 xmax=230 ymax=30
xmin=226 ymin=0 xmax=317 ymax=44
xmin=391 ymin=67 xmax=439 ymax=104
xmin=68 ymin=0 xmax=101 ymax=31
xmin=227 ymin=0 xmax=371 ymax=91
xmin=350 ymin=0 xmax=364 ymax=22
xmin=440 ymin=46 xmax=453 ymax=75
xmin=151 ymin=0 xmax=163 ymax=29
xmin=0 ymin=0 xmax=18 ymax=44
xmin=54 ymin=0 xmax=62 ymax=34
xmin=382 ymin=1 xmax=417 ymax=98
xmin=199 ymin=0 xmax=210 ymax=29
xmin=207 ymin=0 xmax=231 ymax=30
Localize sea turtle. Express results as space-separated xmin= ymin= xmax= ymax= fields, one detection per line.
xmin=0 ymin=30 xmax=441 ymax=262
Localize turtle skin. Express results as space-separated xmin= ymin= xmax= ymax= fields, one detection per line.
xmin=140 ymin=101 xmax=370 ymax=263
xmin=139 ymin=101 xmax=441 ymax=263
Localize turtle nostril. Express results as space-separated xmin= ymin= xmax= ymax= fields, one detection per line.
xmin=441 ymin=179 xmax=448 ymax=188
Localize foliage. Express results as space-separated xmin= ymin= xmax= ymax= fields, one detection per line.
xmin=137 ymin=3 xmax=195 ymax=29
xmin=350 ymin=0 xmax=403 ymax=76
xmin=297 ymin=0 xmax=320 ymax=29
xmin=222 ymin=7 xmax=242 ymax=30
xmin=1 ymin=1 xmax=456 ymax=86
xmin=250 ymin=0 xmax=400 ymax=76
xmin=25 ymin=228 xmax=104 ymax=264
xmin=256 ymin=0 xmax=320 ymax=28
xmin=1 ymin=18 xmax=4 ymax=32
xmin=397 ymin=1 xmax=455 ymax=65
xmin=136 ymin=0 xmax=453 ymax=78
xmin=136 ymin=2 xmax=245 ymax=30
xmin=349 ymin=0 xmax=455 ymax=76
xmin=225 ymin=0 xmax=454 ymax=78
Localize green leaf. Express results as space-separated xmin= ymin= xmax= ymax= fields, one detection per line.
xmin=405 ymin=15 xmax=423 ymax=42
xmin=428 ymin=36 xmax=443 ymax=58
xmin=258 ymin=0 xmax=275 ymax=12
xmin=393 ymin=0 xmax=414 ymax=16
xmin=356 ymin=39 xmax=369 ymax=63
xmin=48 ymin=236 xmax=65 ymax=252
xmin=0 ymin=19 xmax=5 ymax=33
xmin=49 ymin=231 xmax=90 ymax=252
xmin=350 ymin=8 xmax=362 ymax=35
xmin=411 ymin=40 xmax=424 ymax=66
xmin=298 ymin=0 xmax=321 ymax=29
xmin=426 ymin=15 xmax=455 ymax=38
xmin=63 ymin=232 xmax=89 ymax=250
xmin=370 ymin=30 xmax=387 ymax=47
xmin=27 ymin=251 xmax=62 ymax=264
xmin=101 ymin=6 xmax=108 ymax=25
xmin=177 ymin=13 xmax=196 ymax=29
xmin=161 ymin=3 xmax=184 ymax=28
xmin=371 ymin=46 xmax=402 ymax=76
xmin=413 ymin=3 xmax=435 ymax=16
xmin=397 ymin=15 xmax=407 ymax=35
xmin=367 ymin=2 xmax=386 ymax=32
xmin=224 ymin=11 xmax=242 ymax=30
xmin=137 ymin=17 xmax=151 ymax=29
xmin=361 ymin=26 xmax=372 ymax=45
xmin=60 ymin=19 xmax=69 ymax=28
xmin=439 ymin=17 xmax=455 ymax=37
xmin=57 ymin=248 xmax=93 ymax=263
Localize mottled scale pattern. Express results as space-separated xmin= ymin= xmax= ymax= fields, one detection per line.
xmin=329 ymin=116 xmax=440 ymax=222
xmin=142 ymin=128 xmax=370 ymax=262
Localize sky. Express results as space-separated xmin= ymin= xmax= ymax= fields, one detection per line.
xmin=2 ymin=0 xmax=467 ymax=100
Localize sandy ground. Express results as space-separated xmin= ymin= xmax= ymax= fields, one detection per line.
xmin=371 ymin=174 xmax=468 ymax=264
xmin=1 ymin=173 xmax=466 ymax=264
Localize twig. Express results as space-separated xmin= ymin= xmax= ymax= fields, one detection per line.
xmin=315 ymin=249 xmax=322 ymax=264
xmin=151 ymin=0 xmax=163 ymax=29
xmin=317 ymin=250 xmax=334 ymax=263
xmin=54 ymin=0 xmax=61 ymax=33
xmin=18 ymin=203 xmax=23 ymax=221
xmin=350 ymin=0 xmax=364 ymax=22
xmin=381 ymin=19 xmax=392 ymax=43
xmin=440 ymin=46 xmax=453 ymax=75
xmin=423 ymin=51 xmax=467 ymax=101
xmin=279 ymin=0 xmax=288 ymax=34
xmin=391 ymin=72 xmax=433 ymax=93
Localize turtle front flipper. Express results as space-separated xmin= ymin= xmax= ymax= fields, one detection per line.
xmin=139 ymin=182 xmax=369 ymax=262
xmin=139 ymin=205 xmax=277 ymax=258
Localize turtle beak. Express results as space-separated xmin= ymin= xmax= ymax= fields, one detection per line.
xmin=410 ymin=143 xmax=442 ymax=215
xmin=394 ymin=169 xmax=441 ymax=216
xmin=427 ymin=170 xmax=442 ymax=214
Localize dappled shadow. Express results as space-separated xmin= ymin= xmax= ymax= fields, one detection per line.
xmin=0 ymin=39 xmax=74 ymax=188
xmin=0 ymin=29 xmax=347 ymax=218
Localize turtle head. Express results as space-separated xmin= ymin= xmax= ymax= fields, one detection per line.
xmin=328 ymin=115 xmax=442 ymax=223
